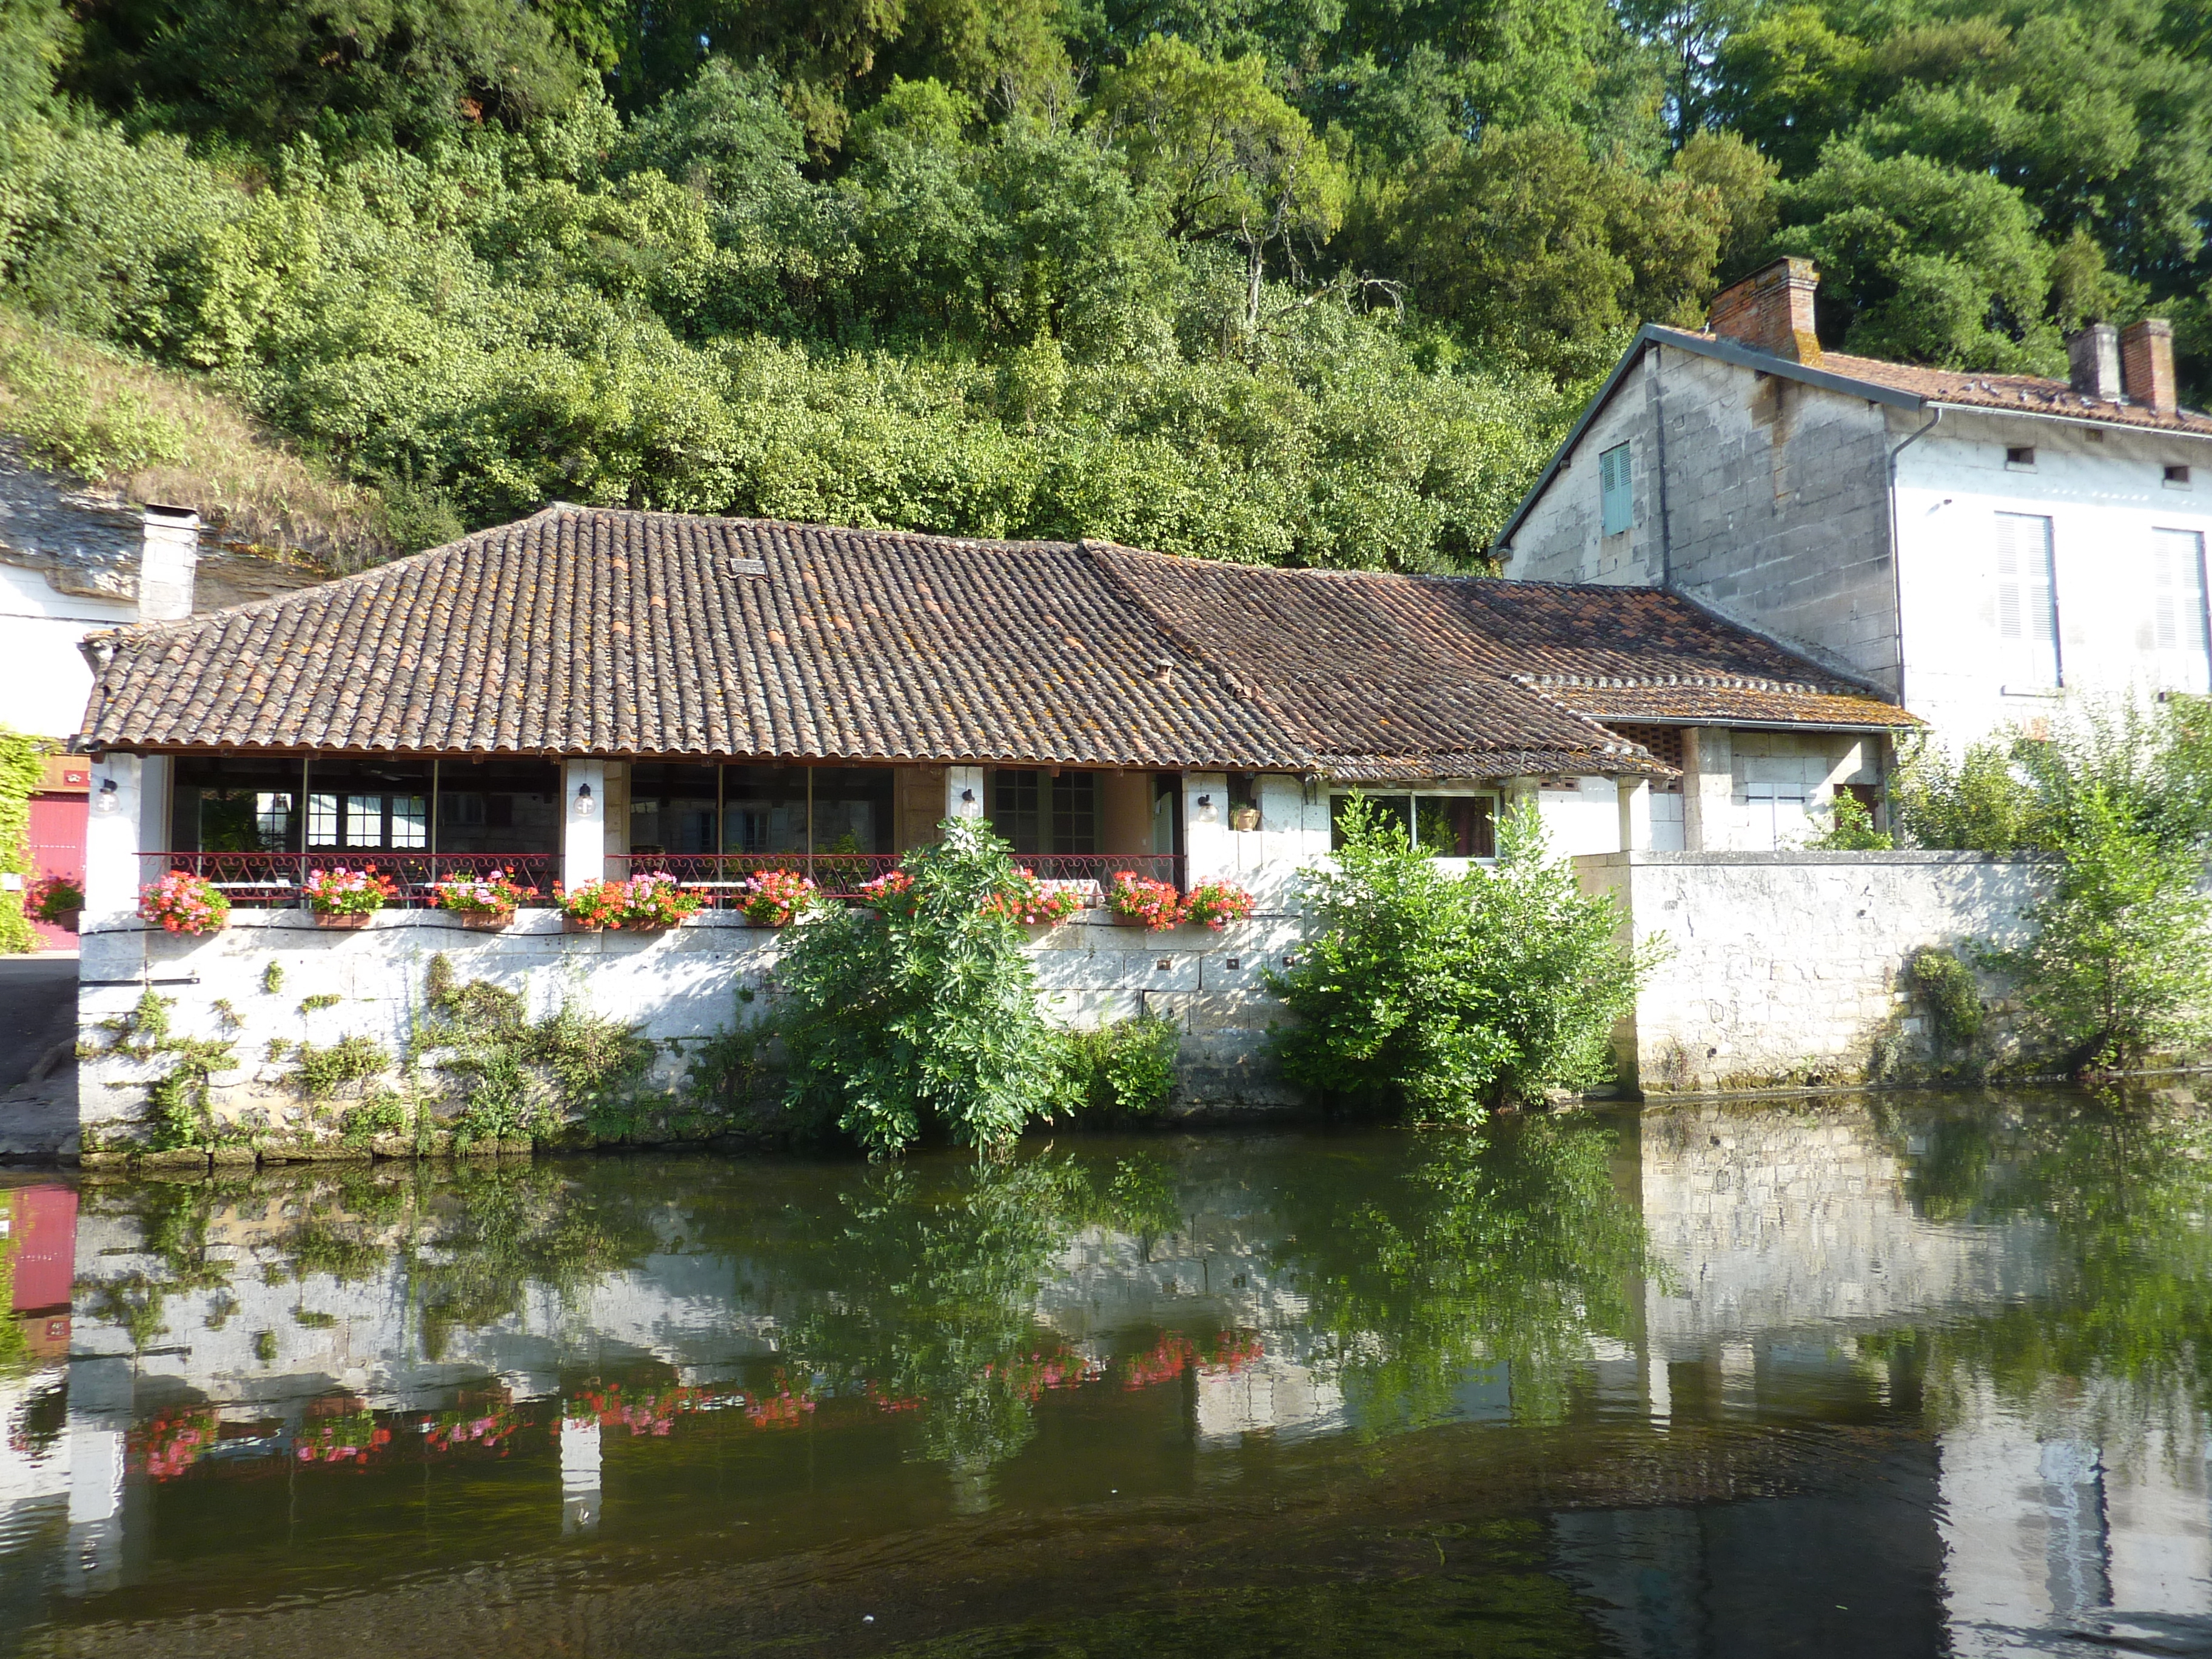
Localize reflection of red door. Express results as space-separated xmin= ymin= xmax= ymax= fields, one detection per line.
xmin=7 ymin=1185 xmax=78 ymax=1312
xmin=27 ymin=791 xmax=85 ymax=947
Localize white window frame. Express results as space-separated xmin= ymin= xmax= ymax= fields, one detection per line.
xmin=2150 ymin=526 xmax=2211 ymax=685
xmin=1994 ymin=511 xmax=2062 ymax=691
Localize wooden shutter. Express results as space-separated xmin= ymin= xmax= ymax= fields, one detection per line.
xmin=1994 ymin=513 xmax=2059 ymax=686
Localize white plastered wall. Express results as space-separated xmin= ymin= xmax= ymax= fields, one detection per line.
xmin=1894 ymin=412 xmax=2212 ymax=749
xmin=0 ymin=564 xmax=133 ymax=740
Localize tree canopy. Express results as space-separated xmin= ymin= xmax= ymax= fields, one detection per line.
xmin=0 ymin=0 xmax=2204 ymax=568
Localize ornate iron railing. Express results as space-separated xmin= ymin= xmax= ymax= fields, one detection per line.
xmin=142 ymin=852 xmax=559 ymax=907
xmin=609 ymin=851 xmax=1187 ymax=905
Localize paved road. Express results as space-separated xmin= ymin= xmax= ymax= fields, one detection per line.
xmin=1 ymin=955 xmax=76 ymax=1091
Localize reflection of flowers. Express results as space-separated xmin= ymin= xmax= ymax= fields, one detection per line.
xmin=296 ymin=1408 xmax=389 ymax=1464
xmin=130 ymin=1407 xmax=221 ymax=1480
xmin=564 ymin=1381 xmax=713 ymax=1436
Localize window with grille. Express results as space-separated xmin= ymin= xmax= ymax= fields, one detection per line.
xmin=1598 ymin=443 xmax=1632 ymax=536
xmin=1994 ymin=512 xmax=2060 ymax=688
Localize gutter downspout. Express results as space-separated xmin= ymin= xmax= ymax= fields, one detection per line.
xmin=1650 ymin=343 xmax=1674 ymax=589
xmin=1885 ymin=407 xmax=1941 ymax=709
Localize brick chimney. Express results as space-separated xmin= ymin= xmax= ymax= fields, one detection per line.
xmin=137 ymin=503 xmax=200 ymax=622
xmin=1707 ymin=256 xmax=1823 ymax=366
xmin=2066 ymin=323 xmax=2121 ymax=401
xmin=2120 ymin=319 xmax=2176 ymax=417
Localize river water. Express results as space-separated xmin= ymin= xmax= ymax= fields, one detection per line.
xmin=2 ymin=1087 xmax=2209 ymax=1657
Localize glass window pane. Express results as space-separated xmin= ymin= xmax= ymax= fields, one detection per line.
xmin=307 ymin=793 xmax=339 ymax=845
xmin=435 ymin=759 xmax=560 ymax=856
xmin=723 ymin=765 xmax=808 ymax=854
xmin=171 ymin=756 xmax=304 ymax=853
xmin=991 ymin=770 xmax=1042 ymax=854
xmin=630 ymin=763 xmax=721 ymax=855
xmin=391 ymin=796 xmax=427 ymax=850
xmin=345 ymin=795 xmax=382 ymax=847
xmin=1050 ymin=773 xmax=1098 ymax=854
xmin=1332 ymin=794 xmax=1412 ymax=850
xmin=811 ymin=767 xmax=894 ymax=855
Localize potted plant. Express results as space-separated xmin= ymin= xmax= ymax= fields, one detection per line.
xmin=854 ymin=869 xmax=915 ymax=920
xmin=555 ymin=879 xmax=625 ymax=932
xmin=28 ymin=872 xmax=84 ymax=933
xmin=1180 ymin=880 xmax=1256 ymax=930
xmin=431 ymin=869 xmax=537 ymax=931
xmin=1107 ymin=871 xmax=1182 ymax=931
xmin=739 ymin=868 xmax=818 ymax=927
xmin=137 ymin=870 xmax=230 ymax=936
xmin=981 ymin=868 xmax=1084 ymax=928
xmin=301 ymin=867 xmax=399 ymax=928
xmin=1229 ymin=805 xmax=1261 ymax=832
xmin=619 ymin=871 xmax=706 ymax=931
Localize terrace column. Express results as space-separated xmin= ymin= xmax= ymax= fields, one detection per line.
xmin=1681 ymin=728 xmax=1732 ymax=854
xmin=563 ymin=759 xmax=606 ymax=890
xmin=1617 ymin=777 xmax=1653 ymax=854
xmin=81 ymin=754 xmax=144 ymax=933
xmin=947 ymin=766 xmax=985 ymax=824
xmin=1181 ymin=772 xmax=1230 ymax=886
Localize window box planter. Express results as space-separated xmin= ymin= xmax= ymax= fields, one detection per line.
xmin=456 ymin=911 xmax=510 ymax=932
xmin=314 ymin=911 xmax=374 ymax=930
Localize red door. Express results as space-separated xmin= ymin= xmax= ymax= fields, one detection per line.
xmin=27 ymin=791 xmax=85 ymax=948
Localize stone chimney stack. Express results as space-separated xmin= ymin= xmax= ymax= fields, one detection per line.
xmin=1707 ymin=256 xmax=1823 ymax=366
xmin=2066 ymin=323 xmax=2122 ymax=401
xmin=2120 ymin=319 xmax=2176 ymax=417
xmin=137 ymin=503 xmax=200 ymax=622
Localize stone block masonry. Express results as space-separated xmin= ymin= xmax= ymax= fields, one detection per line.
xmin=1580 ymin=851 xmax=2048 ymax=1094
xmin=74 ymin=906 xmax=1307 ymax=1154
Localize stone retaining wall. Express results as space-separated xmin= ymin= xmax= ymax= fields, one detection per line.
xmin=75 ymin=907 xmax=1305 ymax=1155
xmin=1577 ymin=851 xmax=2046 ymax=1094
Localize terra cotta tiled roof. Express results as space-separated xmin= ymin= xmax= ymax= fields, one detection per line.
xmin=79 ymin=506 xmax=1912 ymax=776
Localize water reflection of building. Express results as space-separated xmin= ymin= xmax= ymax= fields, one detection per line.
xmin=5 ymin=1105 xmax=2210 ymax=1655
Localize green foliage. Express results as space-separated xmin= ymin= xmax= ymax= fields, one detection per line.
xmin=1906 ymin=945 xmax=1985 ymax=1053
xmin=1268 ymin=795 xmax=1659 ymax=1121
xmin=252 ymin=1329 xmax=278 ymax=1362
xmin=90 ymin=989 xmax=236 ymax=1147
xmin=1388 ymin=124 xmax=1724 ymax=380
xmin=777 ymin=818 xmax=1064 ymax=1156
xmin=1893 ymin=734 xmax=2042 ymax=853
xmin=1805 ymin=788 xmax=1892 ymax=850
xmin=1991 ymin=785 xmax=2212 ymax=1074
xmin=0 ymin=725 xmax=41 ymax=954
xmin=1055 ymin=1014 xmax=1181 ymax=1122
xmin=415 ymin=954 xmax=659 ymax=1144
xmin=296 ymin=993 xmax=341 ymax=1014
xmin=284 ymin=1034 xmax=390 ymax=1102
xmin=261 ymin=960 xmax=284 ymax=994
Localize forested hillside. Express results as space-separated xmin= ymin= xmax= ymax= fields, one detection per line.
xmin=0 ymin=0 xmax=2202 ymax=569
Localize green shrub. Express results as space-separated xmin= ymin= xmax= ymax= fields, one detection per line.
xmin=282 ymin=1034 xmax=388 ymax=1102
xmin=776 ymin=819 xmax=1064 ymax=1156
xmin=0 ymin=727 xmax=41 ymax=956
xmin=1805 ymin=790 xmax=1893 ymax=850
xmin=1989 ymin=785 xmax=2212 ymax=1075
xmin=1906 ymin=947 xmax=1984 ymax=1053
xmin=1267 ymin=796 xmax=1660 ymax=1123
xmin=1056 ymin=1015 xmax=1181 ymax=1123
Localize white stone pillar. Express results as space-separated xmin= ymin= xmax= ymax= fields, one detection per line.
xmin=947 ymin=765 xmax=985 ymax=823
xmin=1617 ymin=776 xmax=1652 ymax=853
xmin=560 ymin=1416 xmax=602 ymax=1535
xmin=82 ymin=754 xmax=143 ymax=930
xmin=1682 ymin=727 xmax=1733 ymax=853
xmin=562 ymin=759 xmax=606 ymax=889
xmin=1182 ymin=771 xmax=1230 ymax=886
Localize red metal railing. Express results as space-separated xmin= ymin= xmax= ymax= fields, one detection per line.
xmin=609 ymin=851 xmax=1187 ymax=905
xmin=144 ymin=851 xmax=1190 ymax=908
xmin=143 ymin=852 xmax=559 ymax=907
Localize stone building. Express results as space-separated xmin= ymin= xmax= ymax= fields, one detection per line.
xmin=1497 ymin=257 xmax=2212 ymax=795
xmin=60 ymin=504 xmax=1917 ymax=1139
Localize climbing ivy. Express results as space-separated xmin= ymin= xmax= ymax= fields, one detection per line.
xmin=88 ymin=989 xmax=237 ymax=1149
xmin=0 ymin=726 xmax=45 ymax=955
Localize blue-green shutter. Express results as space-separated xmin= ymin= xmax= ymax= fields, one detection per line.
xmin=1599 ymin=443 xmax=1632 ymax=535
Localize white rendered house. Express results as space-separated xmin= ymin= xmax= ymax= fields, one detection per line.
xmin=1497 ymin=258 xmax=2212 ymax=802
